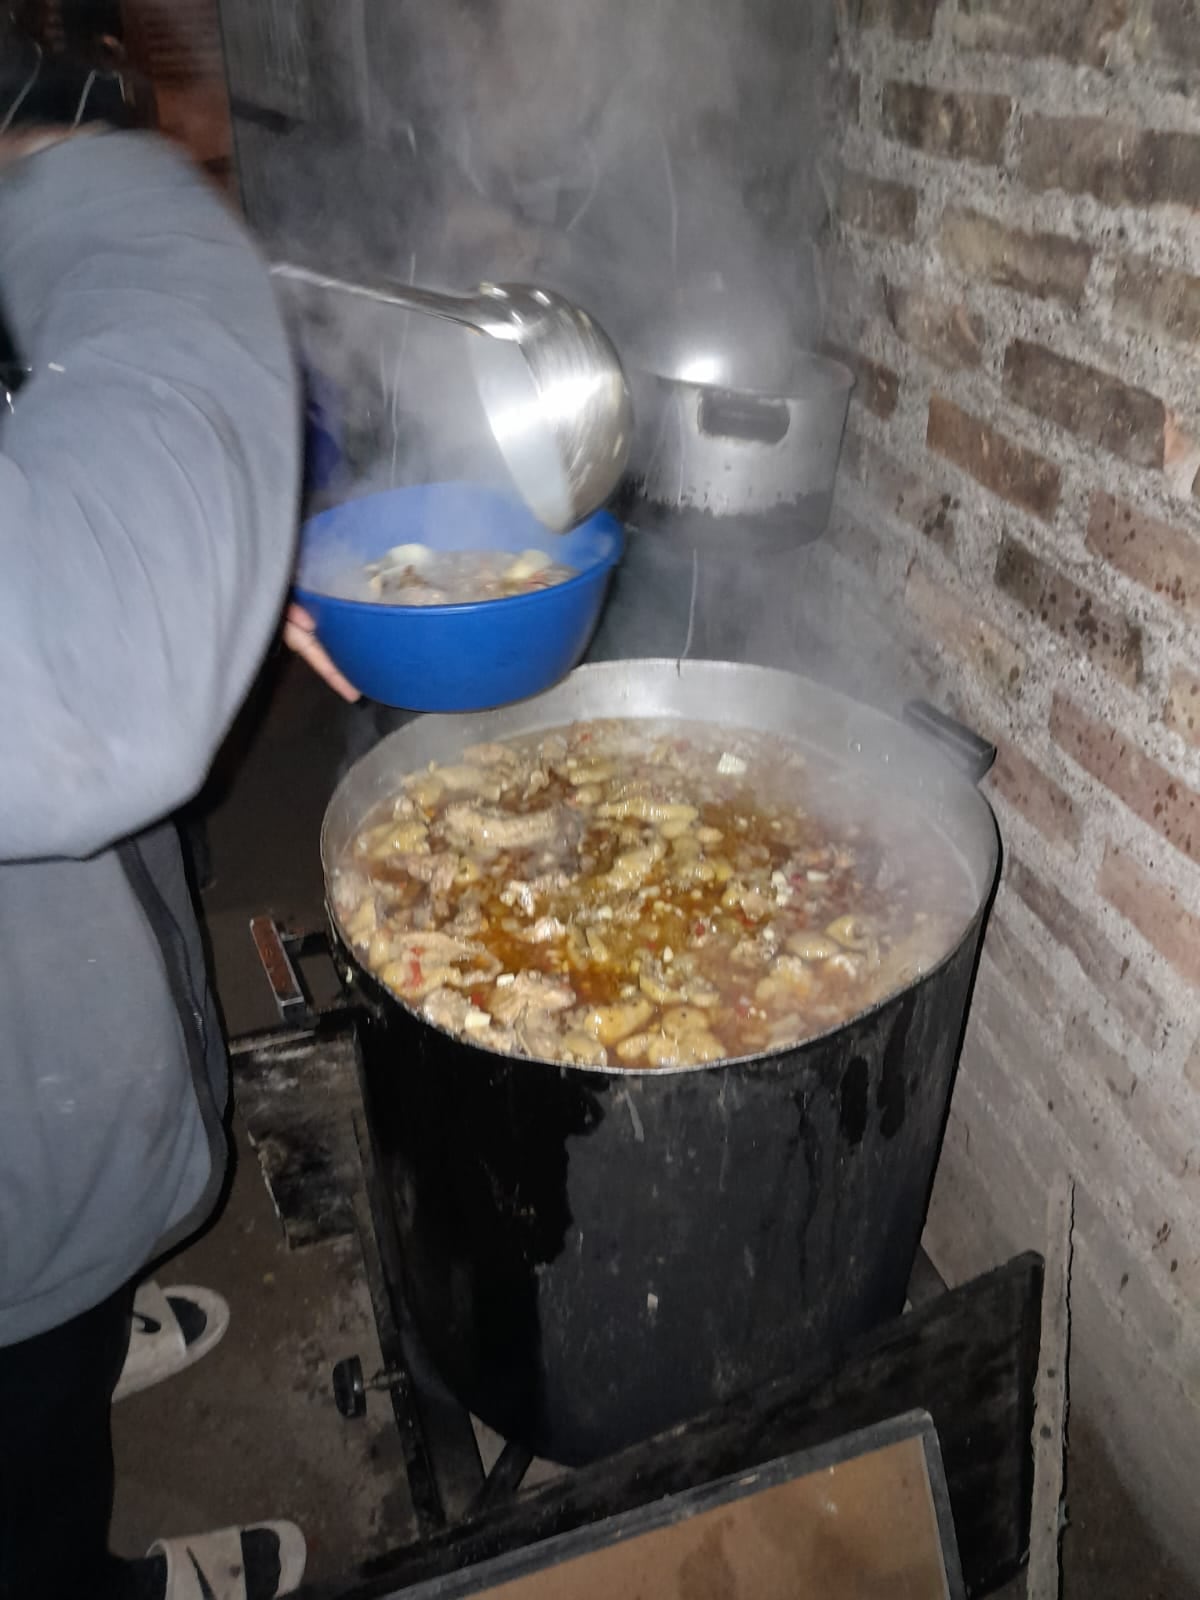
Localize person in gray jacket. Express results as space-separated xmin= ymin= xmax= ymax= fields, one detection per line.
xmin=0 ymin=110 xmax=307 ymax=1600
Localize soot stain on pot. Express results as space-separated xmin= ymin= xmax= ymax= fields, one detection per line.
xmin=790 ymin=1087 xmax=824 ymax=1281
xmin=839 ymin=1055 xmax=870 ymax=1145
xmin=878 ymin=994 xmax=915 ymax=1140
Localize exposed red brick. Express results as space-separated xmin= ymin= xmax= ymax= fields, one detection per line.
xmin=1021 ymin=116 xmax=1200 ymax=209
xmin=1112 ymin=258 xmax=1200 ymax=346
xmin=838 ymin=171 xmax=919 ymax=239
xmin=826 ymin=344 xmax=901 ymax=420
xmin=1003 ymin=340 xmax=1166 ymax=471
xmin=1164 ymin=667 xmax=1200 ymax=749
xmin=1098 ymin=844 xmax=1200 ymax=988
xmin=905 ymin=564 xmax=1025 ymax=694
xmin=995 ymin=533 xmax=1144 ymax=687
xmin=1087 ymin=492 xmax=1200 ymax=616
xmin=884 ymin=282 xmax=985 ymax=370
xmin=988 ymin=740 xmax=1080 ymax=845
xmin=1052 ymin=695 xmax=1200 ymax=868
xmin=952 ymin=0 xmax=1133 ymax=67
xmin=1006 ymin=857 xmax=1166 ymax=1051
xmin=861 ymin=0 xmax=941 ymax=37
xmin=882 ymin=82 xmax=1011 ymax=164
xmin=849 ymin=431 xmax=959 ymax=553
xmin=927 ymin=395 xmax=1062 ymax=521
xmin=938 ymin=207 xmax=1092 ymax=305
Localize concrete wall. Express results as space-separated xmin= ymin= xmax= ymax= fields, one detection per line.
xmin=813 ymin=0 xmax=1200 ymax=1570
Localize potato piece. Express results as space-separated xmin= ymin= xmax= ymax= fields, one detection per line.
xmin=505 ymin=548 xmax=554 ymax=582
xmin=581 ymin=999 xmax=655 ymax=1046
xmin=648 ymin=1029 xmax=724 ymax=1067
xmin=660 ymin=1005 xmax=712 ymax=1040
xmin=607 ymin=840 xmax=665 ymax=892
xmin=385 ymin=820 xmax=429 ymax=854
xmin=560 ymin=1031 xmax=610 ymax=1068
xmin=346 ymin=897 xmax=378 ymax=942
xmin=616 ymin=1031 xmax=654 ymax=1063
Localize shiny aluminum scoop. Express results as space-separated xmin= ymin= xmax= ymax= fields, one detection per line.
xmin=272 ymin=263 xmax=633 ymax=533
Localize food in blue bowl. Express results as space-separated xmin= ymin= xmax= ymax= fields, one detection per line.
xmin=293 ymin=483 xmax=624 ymax=711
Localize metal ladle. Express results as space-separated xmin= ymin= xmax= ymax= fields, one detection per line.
xmin=271 ymin=263 xmax=633 ymax=533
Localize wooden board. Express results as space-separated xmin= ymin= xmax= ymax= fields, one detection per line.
xmin=474 ymin=1437 xmax=952 ymax=1600
xmin=304 ymin=1256 xmax=1042 ymax=1600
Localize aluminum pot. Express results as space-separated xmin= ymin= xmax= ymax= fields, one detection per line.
xmin=322 ymin=662 xmax=999 ymax=1464
xmin=623 ymin=357 xmax=854 ymax=550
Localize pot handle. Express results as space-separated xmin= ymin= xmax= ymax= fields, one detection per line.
xmin=902 ymin=700 xmax=997 ymax=785
xmin=698 ymin=389 xmax=790 ymax=446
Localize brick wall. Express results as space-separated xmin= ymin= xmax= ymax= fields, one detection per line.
xmin=814 ymin=0 xmax=1200 ymax=1567
xmin=120 ymin=0 xmax=233 ymax=177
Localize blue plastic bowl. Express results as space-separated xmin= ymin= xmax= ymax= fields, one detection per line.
xmin=294 ymin=483 xmax=624 ymax=711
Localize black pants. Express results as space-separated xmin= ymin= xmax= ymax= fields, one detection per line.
xmin=0 ymin=1285 xmax=145 ymax=1600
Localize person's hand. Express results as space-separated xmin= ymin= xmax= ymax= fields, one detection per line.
xmin=283 ymin=604 xmax=362 ymax=702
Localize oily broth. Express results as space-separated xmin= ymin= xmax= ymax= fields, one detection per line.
xmin=331 ymin=719 xmax=976 ymax=1070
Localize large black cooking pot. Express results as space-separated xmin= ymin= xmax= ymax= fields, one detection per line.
xmin=322 ymin=662 xmax=1000 ymax=1465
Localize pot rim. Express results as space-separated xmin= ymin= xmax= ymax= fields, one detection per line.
xmin=323 ymin=659 xmax=1001 ymax=1080
xmin=634 ymin=351 xmax=855 ymax=403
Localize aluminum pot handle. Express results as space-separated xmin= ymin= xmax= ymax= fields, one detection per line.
xmin=902 ymin=701 xmax=997 ymax=785
xmin=698 ymin=389 xmax=791 ymax=446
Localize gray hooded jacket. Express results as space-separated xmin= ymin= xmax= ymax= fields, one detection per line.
xmin=0 ymin=132 xmax=298 ymax=1347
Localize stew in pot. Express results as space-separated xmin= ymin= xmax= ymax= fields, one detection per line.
xmin=331 ymin=719 xmax=975 ymax=1070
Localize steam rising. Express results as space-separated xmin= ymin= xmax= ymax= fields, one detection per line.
xmin=269 ymin=0 xmax=837 ymax=498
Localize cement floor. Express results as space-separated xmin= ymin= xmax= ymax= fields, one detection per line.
xmin=110 ymin=656 xmax=1199 ymax=1599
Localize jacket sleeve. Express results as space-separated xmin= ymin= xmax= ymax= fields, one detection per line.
xmin=0 ymin=132 xmax=299 ymax=861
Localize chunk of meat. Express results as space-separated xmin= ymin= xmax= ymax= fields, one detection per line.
xmin=487 ymin=971 xmax=576 ymax=1027
xmin=606 ymin=839 xmax=666 ymax=892
xmin=445 ymin=803 xmax=564 ymax=851
xmin=421 ymin=987 xmax=492 ymax=1035
xmin=638 ymin=955 xmax=718 ymax=1008
xmin=597 ymin=797 xmax=698 ymax=826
